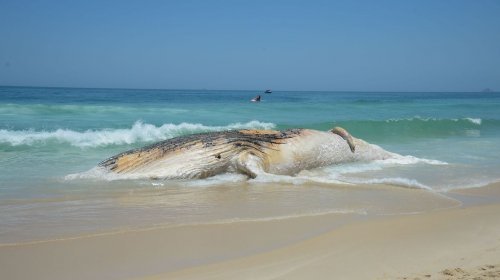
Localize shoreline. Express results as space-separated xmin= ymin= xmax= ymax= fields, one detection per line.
xmin=140 ymin=182 xmax=500 ymax=280
xmin=0 ymin=182 xmax=499 ymax=279
xmin=0 ymin=182 xmax=461 ymax=245
xmin=142 ymin=204 xmax=500 ymax=280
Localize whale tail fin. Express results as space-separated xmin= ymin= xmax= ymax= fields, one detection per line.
xmin=330 ymin=127 xmax=356 ymax=153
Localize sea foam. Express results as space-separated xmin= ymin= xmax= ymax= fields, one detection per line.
xmin=341 ymin=177 xmax=433 ymax=190
xmin=0 ymin=120 xmax=276 ymax=148
xmin=385 ymin=117 xmax=482 ymax=125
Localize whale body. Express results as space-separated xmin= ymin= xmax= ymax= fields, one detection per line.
xmin=98 ymin=127 xmax=394 ymax=179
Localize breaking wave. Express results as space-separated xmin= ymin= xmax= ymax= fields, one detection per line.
xmin=0 ymin=120 xmax=276 ymax=148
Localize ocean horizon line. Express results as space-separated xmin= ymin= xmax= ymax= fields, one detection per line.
xmin=0 ymin=84 xmax=495 ymax=94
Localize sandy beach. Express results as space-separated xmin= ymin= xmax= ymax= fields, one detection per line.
xmin=0 ymin=182 xmax=498 ymax=280
xmin=2 ymin=1 xmax=499 ymax=279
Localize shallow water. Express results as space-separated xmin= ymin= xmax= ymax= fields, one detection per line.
xmin=0 ymin=86 xmax=499 ymax=243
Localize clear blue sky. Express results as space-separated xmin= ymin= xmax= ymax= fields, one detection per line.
xmin=1 ymin=0 xmax=499 ymax=91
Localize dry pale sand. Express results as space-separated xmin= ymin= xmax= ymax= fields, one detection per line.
xmin=0 ymin=183 xmax=499 ymax=280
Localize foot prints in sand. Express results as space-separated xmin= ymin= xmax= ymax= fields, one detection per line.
xmin=397 ymin=264 xmax=500 ymax=280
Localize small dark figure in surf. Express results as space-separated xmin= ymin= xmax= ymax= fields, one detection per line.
xmin=251 ymin=95 xmax=261 ymax=102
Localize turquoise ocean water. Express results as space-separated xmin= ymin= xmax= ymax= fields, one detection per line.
xmin=1 ymin=86 xmax=499 ymax=243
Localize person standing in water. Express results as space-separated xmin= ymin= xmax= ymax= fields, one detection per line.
xmin=251 ymin=95 xmax=261 ymax=102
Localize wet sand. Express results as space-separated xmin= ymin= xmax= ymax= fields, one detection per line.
xmin=0 ymin=183 xmax=499 ymax=280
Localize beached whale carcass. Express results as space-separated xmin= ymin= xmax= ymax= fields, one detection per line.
xmin=98 ymin=127 xmax=394 ymax=179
